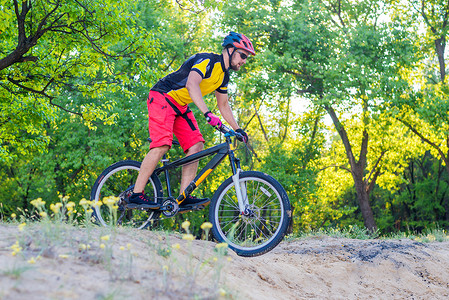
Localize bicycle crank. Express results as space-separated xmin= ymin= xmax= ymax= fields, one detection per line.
xmin=160 ymin=199 xmax=179 ymax=217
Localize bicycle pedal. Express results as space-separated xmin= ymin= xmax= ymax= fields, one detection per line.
xmin=179 ymin=204 xmax=207 ymax=213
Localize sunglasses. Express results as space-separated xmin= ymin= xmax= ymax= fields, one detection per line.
xmin=237 ymin=51 xmax=248 ymax=60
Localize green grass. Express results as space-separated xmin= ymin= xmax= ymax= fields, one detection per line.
xmin=290 ymin=224 xmax=378 ymax=240
xmin=288 ymin=225 xmax=449 ymax=243
xmin=1 ymin=264 xmax=34 ymax=279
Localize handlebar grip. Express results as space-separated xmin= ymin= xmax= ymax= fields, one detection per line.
xmin=218 ymin=124 xmax=231 ymax=133
xmin=235 ymin=131 xmax=244 ymax=140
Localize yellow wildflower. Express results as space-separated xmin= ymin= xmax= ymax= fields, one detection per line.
xmin=218 ymin=288 xmax=226 ymax=296
xmin=59 ymin=254 xmax=69 ymax=259
xmin=91 ymin=201 xmax=102 ymax=208
xmin=18 ymin=222 xmax=26 ymax=232
xmin=27 ymin=257 xmax=36 ymax=264
xmin=103 ymin=196 xmax=118 ymax=206
xmin=200 ymin=222 xmax=213 ymax=230
xmin=120 ymin=246 xmax=125 ymax=251
xmin=11 ymin=213 xmax=16 ymax=219
xmin=181 ymin=220 xmax=190 ymax=231
xmin=10 ymin=241 xmax=22 ymax=255
xmin=182 ymin=234 xmax=194 ymax=241
xmin=50 ymin=203 xmax=63 ymax=214
xmin=215 ymin=243 xmax=228 ymax=249
xmin=100 ymin=235 xmax=110 ymax=241
xmin=172 ymin=243 xmax=181 ymax=250
xmin=39 ymin=211 xmax=47 ymax=218
xmin=30 ymin=198 xmax=46 ymax=208
xmin=79 ymin=198 xmax=90 ymax=206
xmin=127 ymin=243 xmax=132 ymax=250
xmin=66 ymin=201 xmax=76 ymax=210
xmin=100 ymin=243 xmax=105 ymax=249
xmin=163 ymin=265 xmax=169 ymax=271
xmin=79 ymin=244 xmax=87 ymax=251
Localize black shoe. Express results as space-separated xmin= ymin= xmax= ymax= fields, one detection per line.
xmin=179 ymin=195 xmax=210 ymax=210
xmin=128 ymin=193 xmax=160 ymax=209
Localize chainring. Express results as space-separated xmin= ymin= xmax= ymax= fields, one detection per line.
xmin=161 ymin=198 xmax=179 ymax=217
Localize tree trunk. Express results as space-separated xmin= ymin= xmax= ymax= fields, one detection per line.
xmin=435 ymin=37 xmax=446 ymax=82
xmin=325 ymin=104 xmax=378 ymax=232
xmin=352 ymin=165 xmax=377 ymax=231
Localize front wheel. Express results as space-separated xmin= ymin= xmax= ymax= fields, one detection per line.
xmin=209 ymin=171 xmax=291 ymax=257
xmin=90 ymin=160 xmax=163 ymax=229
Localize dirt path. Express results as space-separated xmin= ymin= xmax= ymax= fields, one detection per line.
xmin=1 ymin=224 xmax=449 ymax=299
xmin=225 ymin=237 xmax=449 ymax=299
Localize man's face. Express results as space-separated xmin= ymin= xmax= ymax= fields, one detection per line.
xmin=231 ymin=48 xmax=251 ymax=71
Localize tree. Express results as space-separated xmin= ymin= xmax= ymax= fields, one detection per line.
xmin=0 ymin=0 xmax=158 ymax=162
xmin=390 ymin=0 xmax=449 ymax=179
xmin=0 ymin=0 xmax=230 ymax=225
xmin=316 ymin=114 xmax=426 ymax=232
xmin=220 ymin=0 xmax=417 ymax=231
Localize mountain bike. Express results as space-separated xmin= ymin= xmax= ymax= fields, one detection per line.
xmin=90 ymin=124 xmax=292 ymax=257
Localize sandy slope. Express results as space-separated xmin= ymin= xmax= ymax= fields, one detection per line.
xmin=1 ymin=223 xmax=449 ymax=300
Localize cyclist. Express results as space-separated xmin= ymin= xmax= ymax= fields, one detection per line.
xmin=129 ymin=32 xmax=255 ymax=209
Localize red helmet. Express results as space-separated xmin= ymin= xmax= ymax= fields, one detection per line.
xmin=222 ymin=32 xmax=256 ymax=56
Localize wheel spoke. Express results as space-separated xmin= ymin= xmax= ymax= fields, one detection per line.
xmin=92 ymin=162 xmax=161 ymax=229
xmin=219 ymin=215 xmax=240 ymax=231
xmin=211 ymin=171 xmax=289 ymax=256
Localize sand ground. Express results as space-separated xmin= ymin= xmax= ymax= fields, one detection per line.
xmin=1 ymin=223 xmax=449 ymax=300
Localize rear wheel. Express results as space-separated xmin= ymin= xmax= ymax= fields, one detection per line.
xmin=90 ymin=160 xmax=163 ymax=229
xmin=209 ymin=171 xmax=291 ymax=257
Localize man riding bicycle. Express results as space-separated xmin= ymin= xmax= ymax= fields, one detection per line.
xmin=129 ymin=32 xmax=255 ymax=210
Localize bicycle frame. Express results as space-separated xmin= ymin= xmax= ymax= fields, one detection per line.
xmin=153 ymin=134 xmax=243 ymax=207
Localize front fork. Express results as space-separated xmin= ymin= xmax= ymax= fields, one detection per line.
xmin=229 ymin=150 xmax=251 ymax=215
xmin=232 ymin=169 xmax=245 ymax=215
xmin=232 ymin=168 xmax=250 ymax=215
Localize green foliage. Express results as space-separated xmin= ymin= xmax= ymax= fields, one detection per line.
xmin=0 ymin=0 xmax=215 ymax=211
xmin=258 ymin=109 xmax=326 ymax=232
xmin=219 ymin=0 xmax=422 ymax=232
xmin=386 ymin=152 xmax=449 ymax=231
xmin=0 ymin=0 xmax=159 ymax=161
xmin=1 ymin=0 xmax=449 ymax=237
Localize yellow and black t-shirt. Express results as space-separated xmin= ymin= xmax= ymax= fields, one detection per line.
xmin=151 ymin=53 xmax=229 ymax=106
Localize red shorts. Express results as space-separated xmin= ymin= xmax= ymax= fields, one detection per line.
xmin=147 ymin=91 xmax=205 ymax=153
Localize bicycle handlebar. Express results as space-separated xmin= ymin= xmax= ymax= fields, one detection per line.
xmin=216 ymin=124 xmax=245 ymax=142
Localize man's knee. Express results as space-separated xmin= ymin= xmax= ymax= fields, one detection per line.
xmin=186 ymin=142 xmax=204 ymax=155
xmin=149 ymin=145 xmax=170 ymax=157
